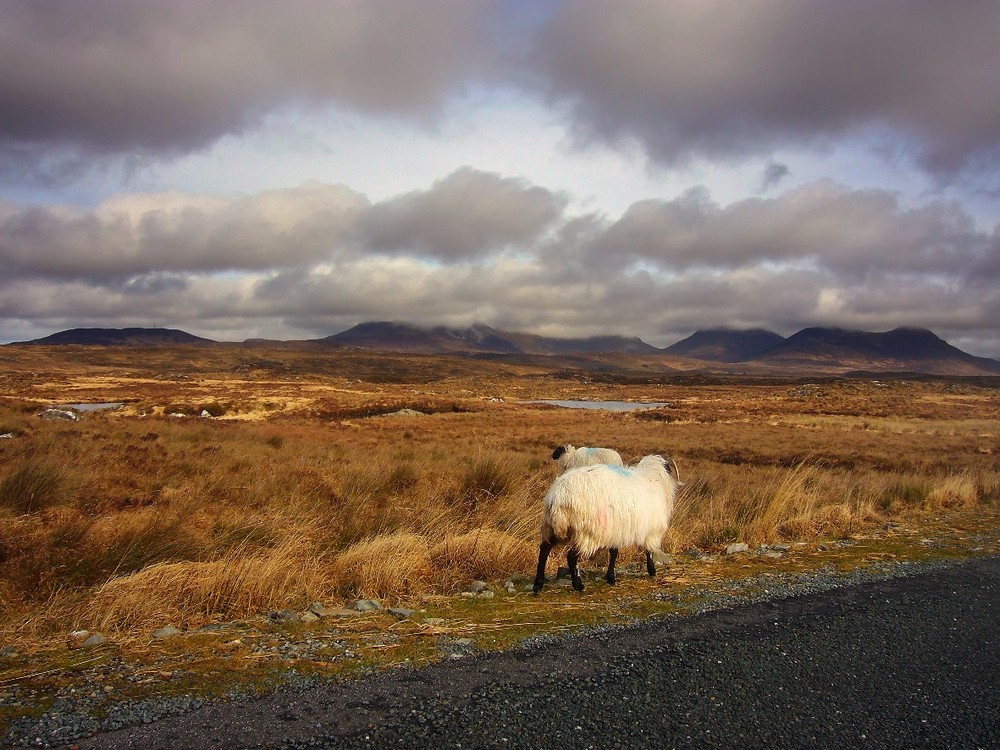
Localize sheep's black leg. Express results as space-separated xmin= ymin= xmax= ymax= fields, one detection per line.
xmin=533 ymin=540 xmax=553 ymax=594
xmin=606 ymin=547 xmax=619 ymax=585
xmin=568 ymin=547 xmax=584 ymax=591
xmin=645 ymin=549 xmax=657 ymax=577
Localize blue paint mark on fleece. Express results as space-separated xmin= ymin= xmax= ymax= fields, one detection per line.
xmin=608 ymin=465 xmax=633 ymax=477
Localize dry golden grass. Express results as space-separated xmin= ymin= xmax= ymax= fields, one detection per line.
xmin=1 ymin=344 xmax=999 ymax=643
xmin=88 ymin=538 xmax=330 ymax=631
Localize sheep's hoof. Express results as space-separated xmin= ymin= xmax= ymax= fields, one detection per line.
xmin=572 ymin=578 xmax=585 ymax=592
xmin=605 ymin=575 xmax=616 ymax=585
xmin=532 ymin=583 xmax=543 ymax=594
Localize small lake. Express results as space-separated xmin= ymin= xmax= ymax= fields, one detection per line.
xmin=522 ymin=400 xmax=669 ymax=412
xmin=59 ymin=402 xmax=125 ymax=412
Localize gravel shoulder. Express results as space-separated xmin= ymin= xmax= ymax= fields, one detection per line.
xmin=8 ymin=553 xmax=997 ymax=749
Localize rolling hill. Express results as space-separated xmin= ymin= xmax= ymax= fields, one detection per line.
xmin=751 ymin=326 xmax=1000 ymax=375
xmin=23 ymin=327 xmax=215 ymax=346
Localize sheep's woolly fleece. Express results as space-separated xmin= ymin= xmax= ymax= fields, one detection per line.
xmin=541 ymin=455 xmax=679 ymax=559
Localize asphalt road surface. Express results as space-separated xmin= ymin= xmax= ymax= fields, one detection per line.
xmin=77 ymin=556 xmax=1000 ymax=750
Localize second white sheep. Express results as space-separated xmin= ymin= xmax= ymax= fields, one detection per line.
xmin=551 ymin=444 xmax=624 ymax=471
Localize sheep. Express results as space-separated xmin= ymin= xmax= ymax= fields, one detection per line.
xmin=551 ymin=444 xmax=624 ymax=471
xmin=533 ymin=455 xmax=681 ymax=594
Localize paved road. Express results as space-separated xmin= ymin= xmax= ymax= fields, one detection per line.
xmin=78 ymin=556 xmax=1000 ymax=750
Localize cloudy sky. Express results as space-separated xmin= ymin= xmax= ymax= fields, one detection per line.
xmin=2 ymin=1 xmax=999 ymax=355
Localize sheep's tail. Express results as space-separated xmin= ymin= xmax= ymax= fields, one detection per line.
xmin=543 ymin=503 xmax=603 ymax=558
xmin=545 ymin=502 xmax=573 ymax=542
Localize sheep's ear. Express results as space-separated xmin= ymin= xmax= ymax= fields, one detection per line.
xmin=551 ymin=445 xmax=566 ymax=460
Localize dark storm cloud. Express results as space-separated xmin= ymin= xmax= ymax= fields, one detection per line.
xmin=2 ymin=1 xmax=998 ymax=180
xmin=533 ymin=0 xmax=1000 ymax=175
xmin=356 ymin=168 xmax=567 ymax=261
xmin=0 ymin=0 xmax=498 ymax=156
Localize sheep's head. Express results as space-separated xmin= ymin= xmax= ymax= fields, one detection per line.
xmin=640 ymin=454 xmax=683 ymax=485
xmin=663 ymin=456 xmax=681 ymax=483
xmin=551 ymin=444 xmax=574 ymax=461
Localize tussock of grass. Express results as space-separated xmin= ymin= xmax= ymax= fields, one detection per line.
xmin=88 ymin=539 xmax=328 ymax=631
xmin=926 ymin=472 xmax=979 ymax=509
xmin=0 ymin=460 xmax=72 ymax=515
xmin=429 ymin=528 xmax=536 ymax=585
xmin=330 ymin=532 xmax=432 ymax=599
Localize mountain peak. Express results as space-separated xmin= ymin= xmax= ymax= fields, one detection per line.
xmin=665 ymin=328 xmax=785 ymax=362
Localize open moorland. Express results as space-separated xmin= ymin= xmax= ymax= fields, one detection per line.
xmin=1 ymin=343 xmax=999 ymax=736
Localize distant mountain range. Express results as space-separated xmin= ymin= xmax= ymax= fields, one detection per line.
xmin=319 ymin=321 xmax=661 ymax=356
xmin=14 ymin=322 xmax=1000 ymax=376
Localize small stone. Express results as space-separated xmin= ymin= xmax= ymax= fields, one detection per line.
xmin=299 ymin=611 xmax=320 ymax=623
xmin=507 ymin=573 xmax=531 ymax=585
xmin=0 ymin=645 xmax=17 ymax=659
xmin=389 ymin=608 xmax=416 ymax=620
xmin=423 ymin=617 xmax=446 ymax=626
xmin=318 ymin=607 xmax=361 ymax=618
xmin=151 ymin=625 xmax=183 ymax=639
xmin=556 ymin=566 xmax=571 ymax=579
xmin=684 ymin=548 xmax=704 ymax=559
xmin=505 ymin=583 xmax=516 ymax=593
xmin=386 ymin=408 xmax=425 ymax=417
xmin=477 ymin=590 xmax=494 ymax=600
xmin=467 ymin=580 xmax=489 ymax=594
xmin=725 ymin=542 xmax=749 ymax=555
xmin=0 ymin=432 xmax=15 ymax=439
xmin=268 ymin=610 xmax=301 ymax=624
xmin=200 ymin=410 xmax=212 ymax=418
xmin=351 ymin=599 xmax=384 ymax=612
xmin=81 ymin=632 xmax=106 ymax=648
xmin=197 ymin=623 xmax=231 ymax=632
xmin=39 ymin=408 xmax=79 ymax=421
xmin=772 ymin=544 xmax=790 ymax=552
xmin=763 ymin=551 xmax=784 ymax=559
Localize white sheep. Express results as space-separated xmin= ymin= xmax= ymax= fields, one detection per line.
xmin=533 ymin=455 xmax=681 ymax=593
xmin=551 ymin=444 xmax=624 ymax=471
